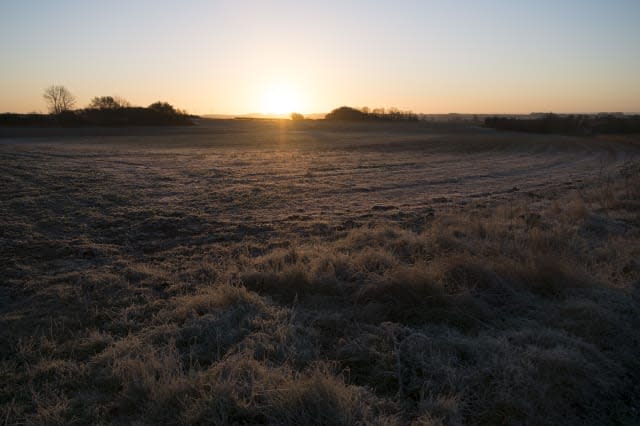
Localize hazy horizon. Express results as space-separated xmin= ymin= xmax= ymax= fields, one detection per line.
xmin=2 ymin=0 xmax=639 ymax=115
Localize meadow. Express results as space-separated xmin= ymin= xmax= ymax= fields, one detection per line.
xmin=1 ymin=119 xmax=639 ymax=425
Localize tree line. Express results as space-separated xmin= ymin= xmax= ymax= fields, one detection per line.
xmin=0 ymin=85 xmax=194 ymax=127
xmin=325 ymin=106 xmax=419 ymax=121
xmin=484 ymin=114 xmax=640 ymax=135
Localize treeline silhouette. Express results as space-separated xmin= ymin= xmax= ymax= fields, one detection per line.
xmin=325 ymin=106 xmax=418 ymax=122
xmin=1 ymin=92 xmax=194 ymax=127
xmin=485 ymin=114 xmax=640 ymax=135
xmin=0 ymin=107 xmax=193 ymax=128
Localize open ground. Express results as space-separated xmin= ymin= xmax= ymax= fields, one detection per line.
xmin=1 ymin=120 xmax=639 ymax=425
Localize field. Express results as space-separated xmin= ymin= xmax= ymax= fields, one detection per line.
xmin=1 ymin=119 xmax=640 ymax=425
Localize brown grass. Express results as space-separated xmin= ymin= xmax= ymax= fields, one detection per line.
xmin=1 ymin=122 xmax=639 ymax=424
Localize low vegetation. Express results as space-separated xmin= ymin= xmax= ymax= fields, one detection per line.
xmin=0 ymin=105 xmax=193 ymax=128
xmin=485 ymin=114 xmax=640 ymax=135
xmin=1 ymin=122 xmax=639 ymax=424
xmin=0 ymin=86 xmax=194 ymax=127
xmin=325 ymin=106 xmax=419 ymax=122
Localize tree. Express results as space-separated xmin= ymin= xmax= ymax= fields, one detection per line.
xmin=43 ymin=85 xmax=76 ymax=114
xmin=325 ymin=106 xmax=367 ymax=121
xmin=148 ymin=101 xmax=176 ymax=114
xmin=290 ymin=112 xmax=304 ymax=121
xmin=89 ymin=96 xmax=130 ymax=110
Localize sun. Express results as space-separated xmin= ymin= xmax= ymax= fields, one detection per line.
xmin=261 ymin=84 xmax=300 ymax=115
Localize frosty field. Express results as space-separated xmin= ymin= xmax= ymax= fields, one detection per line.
xmin=1 ymin=120 xmax=639 ymax=425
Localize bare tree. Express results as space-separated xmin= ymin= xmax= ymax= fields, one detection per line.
xmin=114 ymin=96 xmax=131 ymax=108
xmin=148 ymin=101 xmax=176 ymax=114
xmin=88 ymin=95 xmax=130 ymax=110
xmin=43 ymin=85 xmax=76 ymax=114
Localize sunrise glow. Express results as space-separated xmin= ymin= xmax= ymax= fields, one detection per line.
xmin=260 ymin=84 xmax=301 ymax=115
xmin=0 ymin=1 xmax=638 ymax=115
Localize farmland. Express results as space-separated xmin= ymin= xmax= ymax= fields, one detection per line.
xmin=1 ymin=119 xmax=639 ymax=425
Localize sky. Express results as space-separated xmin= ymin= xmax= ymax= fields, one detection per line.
xmin=1 ymin=0 xmax=639 ymax=115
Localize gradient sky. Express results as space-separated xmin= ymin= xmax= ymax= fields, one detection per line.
xmin=1 ymin=0 xmax=639 ymax=114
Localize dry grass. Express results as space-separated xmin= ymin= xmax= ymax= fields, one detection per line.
xmin=1 ymin=121 xmax=639 ymax=424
